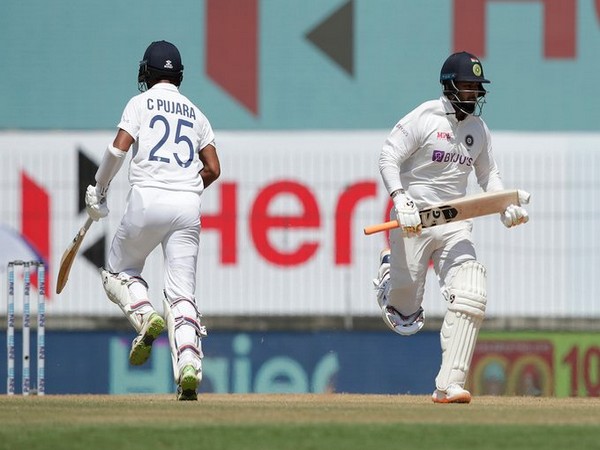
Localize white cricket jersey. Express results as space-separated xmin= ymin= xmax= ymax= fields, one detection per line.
xmin=379 ymin=96 xmax=504 ymax=209
xmin=118 ymin=83 xmax=215 ymax=194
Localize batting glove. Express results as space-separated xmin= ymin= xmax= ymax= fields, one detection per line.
xmin=85 ymin=184 xmax=109 ymax=221
xmin=500 ymin=189 xmax=530 ymax=228
xmin=500 ymin=204 xmax=529 ymax=228
xmin=393 ymin=192 xmax=422 ymax=238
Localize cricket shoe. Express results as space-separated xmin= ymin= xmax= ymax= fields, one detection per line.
xmin=129 ymin=312 xmax=165 ymax=366
xmin=381 ymin=305 xmax=425 ymax=336
xmin=373 ymin=249 xmax=391 ymax=309
xmin=177 ymin=364 xmax=200 ymax=401
xmin=432 ymin=384 xmax=472 ymax=404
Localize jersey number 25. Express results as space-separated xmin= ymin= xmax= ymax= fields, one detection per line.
xmin=148 ymin=114 xmax=194 ymax=168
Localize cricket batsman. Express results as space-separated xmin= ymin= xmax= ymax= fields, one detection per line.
xmin=85 ymin=40 xmax=221 ymax=400
xmin=373 ymin=51 xmax=529 ymax=403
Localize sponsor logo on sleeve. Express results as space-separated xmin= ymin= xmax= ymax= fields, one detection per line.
xmin=394 ymin=123 xmax=409 ymax=137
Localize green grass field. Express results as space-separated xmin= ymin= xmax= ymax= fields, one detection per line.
xmin=0 ymin=394 xmax=598 ymax=450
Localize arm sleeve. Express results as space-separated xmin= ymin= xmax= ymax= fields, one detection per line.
xmin=200 ymin=123 xmax=215 ymax=151
xmin=116 ymin=97 xmax=141 ymax=140
xmin=95 ymin=145 xmax=127 ymax=195
xmin=195 ymin=109 xmax=216 ymax=152
xmin=474 ymin=122 xmax=504 ymax=192
xmin=379 ymin=115 xmax=420 ymax=195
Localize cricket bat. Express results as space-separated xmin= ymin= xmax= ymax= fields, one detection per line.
xmin=363 ymin=189 xmax=530 ymax=235
xmin=55 ymin=217 xmax=94 ymax=294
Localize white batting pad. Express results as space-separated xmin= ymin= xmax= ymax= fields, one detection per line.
xmin=101 ymin=270 xmax=154 ymax=332
xmin=163 ymin=296 xmax=206 ymax=380
xmin=435 ymin=261 xmax=487 ymax=391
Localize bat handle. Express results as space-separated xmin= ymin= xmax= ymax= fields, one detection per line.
xmin=363 ymin=220 xmax=400 ymax=235
xmin=82 ymin=217 xmax=94 ymax=232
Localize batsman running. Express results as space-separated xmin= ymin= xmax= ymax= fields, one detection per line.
xmin=373 ymin=52 xmax=529 ymax=403
xmin=85 ymin=40 xmax=221 ymax=400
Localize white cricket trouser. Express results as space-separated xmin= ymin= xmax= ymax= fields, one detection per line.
xmin=107 ymin=185 xmax=201 ymax=303
xmin=388 ymin=219 xmax=477 ymax=316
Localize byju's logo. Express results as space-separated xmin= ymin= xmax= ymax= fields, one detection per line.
xmin=431 ymin=150 xmax=473 ymax=166
xmin=432 ymin=150 xmax=445 ymax=162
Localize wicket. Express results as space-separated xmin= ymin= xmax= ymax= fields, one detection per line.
xmin=7 ymin=260 xmax=46 ymax=395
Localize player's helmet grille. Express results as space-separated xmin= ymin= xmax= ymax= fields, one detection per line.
xmin=440 ymin=51 xmax=490 ymax=117
xmin=138 ymin=40 xmax=184 ymax=92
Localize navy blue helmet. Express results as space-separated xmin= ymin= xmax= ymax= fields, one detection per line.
xmin=138 ymin=40 xmax=184 ymax=92
xmin=440 ymin=51 xmax=490 ymax=116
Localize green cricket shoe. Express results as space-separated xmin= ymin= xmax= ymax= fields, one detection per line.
xmin=177 ymin=364 xmax=199 ymax=401
xmin=129 ymin=312 xmax=166 ymax=366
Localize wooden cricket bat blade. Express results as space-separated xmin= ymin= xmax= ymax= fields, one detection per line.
xmin=363 ymin=189 xmax=529 ymax=235
xmin=55 ymin=217 xmax=94 ymax=294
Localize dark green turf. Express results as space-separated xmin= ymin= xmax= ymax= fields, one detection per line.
xmin=1 ymin=423 xmax=598 ymax=450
